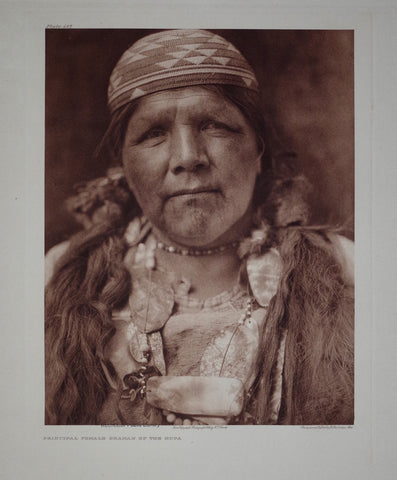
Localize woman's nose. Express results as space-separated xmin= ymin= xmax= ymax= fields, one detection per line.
xmin=170 ymin=126 xmax=209 ymax=174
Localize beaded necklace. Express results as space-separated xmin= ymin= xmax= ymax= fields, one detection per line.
xmin=156 ymin=240 xmax=240 ymax=256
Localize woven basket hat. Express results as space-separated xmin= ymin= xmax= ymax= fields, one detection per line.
xmin=108 ymin=29 xmax=259 ymax=114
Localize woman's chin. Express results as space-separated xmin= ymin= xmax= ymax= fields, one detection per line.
xmin=159 ymin=219 xmax=247 ymax=249
xmin=153 ymin=219 xmax=223 ymax=248
xmin=162 ymin=226 xmax=221 ymax=248
xmin=153 ymin=204 xmax=252 ymax=248
xmin=157 ymin=208 xmax=217 ymax=246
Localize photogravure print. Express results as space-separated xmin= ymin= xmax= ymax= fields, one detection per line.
xmin=45 ymin=29 xmax=354 ymax=426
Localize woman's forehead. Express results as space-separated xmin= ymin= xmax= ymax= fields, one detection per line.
xmin=131 ymin=86 xmax=243 ymax=121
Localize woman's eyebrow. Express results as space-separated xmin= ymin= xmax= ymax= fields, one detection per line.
xmin=130 ymin=112 xmax=173 ymax=134
xmin=135 ymin=110 xmax=171 ymax=123
xmin=132 ymin=102 xmax=242 ymax=127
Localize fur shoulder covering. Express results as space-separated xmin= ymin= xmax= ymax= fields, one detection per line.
xmin=277 ymin=228 xmax=354 ymax=424
xmin=252 ymin=226 xmax=354 ymax=425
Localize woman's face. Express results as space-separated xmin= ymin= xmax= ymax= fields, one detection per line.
xmin=122 ymin=87 xmax=262 ymax=247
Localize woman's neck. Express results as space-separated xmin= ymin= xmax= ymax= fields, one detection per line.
xmin=145 ymin=212 xmax=254 ymax=299
xmin=155 ymin=247 xmax=242 ymax=300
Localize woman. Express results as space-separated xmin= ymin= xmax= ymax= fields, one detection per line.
xmin=45 ymin=29 xmax=354 ymax=425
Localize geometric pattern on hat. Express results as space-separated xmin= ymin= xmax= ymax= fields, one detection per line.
xmin=108 ymin=29 xmax=259 ymax=113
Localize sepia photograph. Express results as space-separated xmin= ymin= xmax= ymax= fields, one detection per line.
xmin=45 ymin=28 xmax=355 ymax=426
xmin=4 ymin=1 xmax=397 ymax=478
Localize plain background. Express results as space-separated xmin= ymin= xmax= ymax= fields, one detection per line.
xmin=1 ymin=2 xmax=396 ymax=480
xmin=45 ymin=29 xmax=354 ymax=250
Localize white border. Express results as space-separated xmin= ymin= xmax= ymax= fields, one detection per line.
xmin=1 ymin=2 xmax=395 ymax=479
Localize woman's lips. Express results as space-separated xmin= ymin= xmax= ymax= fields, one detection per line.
xmin=165 ymin=188 xmax=221 ymax=209
xmin=168 ymin=187 xmax=219 ymax=198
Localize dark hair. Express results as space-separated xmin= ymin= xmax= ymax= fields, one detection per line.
xmin=46 ymin=86 xmax=280 ymax=424
xmin=45 ymin=84 xmax=352 ymax=425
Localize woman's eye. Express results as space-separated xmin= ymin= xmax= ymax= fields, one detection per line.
xmin=133 ymin=128 xmax=167 ymax=146
xmin=144 ymin=128 xmax=166 ymax=140
xmin=200 ymin=120 xmax=240 ymax=135
xmin=201 ymin=121 xmax=227 ymax=131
